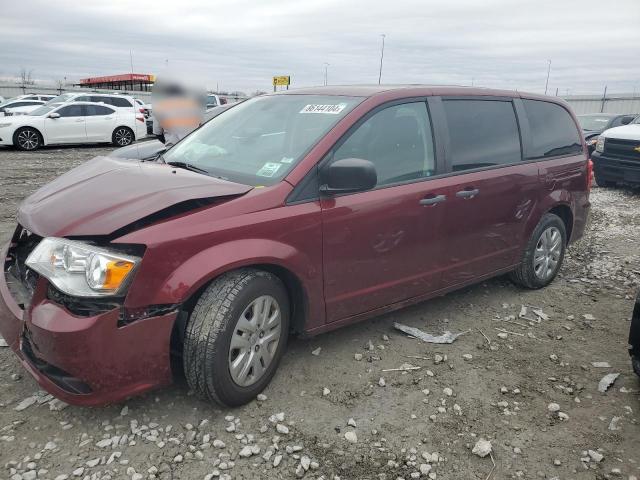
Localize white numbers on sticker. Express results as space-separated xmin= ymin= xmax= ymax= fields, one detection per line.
xmin=300 ymin=103 xmax=347 ymax=114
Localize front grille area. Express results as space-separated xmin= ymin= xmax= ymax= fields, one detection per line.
xmin=4 ymin=225 xmax=41 ymax=307
xmin=604 ymin=138 xmax=640 ymax=161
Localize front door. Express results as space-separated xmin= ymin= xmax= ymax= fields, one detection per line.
xmin=45 ymin=104 xmax=87 ymax=144
xmin=321 ymin=101 xmax=448 ymax=322
xmin=438 ymin=98 xmax=537 ymax=286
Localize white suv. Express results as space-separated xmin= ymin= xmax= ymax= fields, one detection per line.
xmin=47 ymin=93 xmax=137 ymax=111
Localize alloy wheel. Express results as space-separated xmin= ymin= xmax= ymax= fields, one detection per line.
xmin=114 ymin=128 xmax=133 ymax=146
xmin=228 ymin=295 xmax=282 ymax=387
xmin=533 ymin=226 xmax=562 ymax=280
xmin=17 ymin=129 xmax=39 ymax=150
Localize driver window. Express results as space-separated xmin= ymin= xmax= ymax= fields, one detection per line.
xmin=333 ymin=102 xmax=435 ymax=186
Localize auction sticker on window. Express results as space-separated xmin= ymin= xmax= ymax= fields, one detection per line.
xmin=300 ymin=103 xmax=347 ymax=114
xmin=256 ymin=162 xmax=282 ymax=177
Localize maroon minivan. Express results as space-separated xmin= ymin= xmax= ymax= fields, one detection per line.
xmin=0 ymin=86 xmax=590 ymax=407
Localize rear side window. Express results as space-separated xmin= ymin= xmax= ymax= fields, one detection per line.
xmin=523 ymin=100 xmax=582 ymax=158
xmin=443 ymin=99 xmax=521 ymax=171
xmin=110 ymin=97 xmax=133 ymax=108
xmin=333 ymin=102 xmax=436 ymax=186
xmin=58 ymin=105 xmax=84 ymax=117
xmin=85 ymin=105 xmax=115 ymax=116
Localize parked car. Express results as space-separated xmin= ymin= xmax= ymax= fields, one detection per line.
xmin=0 ymin=99 xmax=45 ymax=117
xmin=206 ymin=93 xmax=228 ymax=109
xmin=591 ymin=116 xmax=640 ymax=187
xmin=46 ymin=92 xmax=137 ymax=111
xmin=0 ymin=86 xmax=590 ymax=407
xmin=0 ymin=102 xmax=146 ymax=150
xmin=577 ymin=113 xmax=637 ymax=154
xmin=4 ymin=103 xmax=48 ymax=116
xmin=134 ymin=98 xmax=152 ymax=117
xmin=8 ymin=94 xmax=56 ymax=102
xmin=630 ymin=292 xmax=640 ymax=378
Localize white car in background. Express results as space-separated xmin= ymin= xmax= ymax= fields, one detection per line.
xmin=0 ymin=102 xmax=146 ymax=151
xmin=0 ymin=99 xmax=45 ymax=116
xmin=47 ymin=92 xmax=138 ymax=112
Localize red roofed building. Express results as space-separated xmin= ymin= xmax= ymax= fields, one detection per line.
xmin=78 ymin=73 xmax=155 ymax=91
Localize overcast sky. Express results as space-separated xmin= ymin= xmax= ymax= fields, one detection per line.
xmin=2 ymin=0 xmax=639 ymax=95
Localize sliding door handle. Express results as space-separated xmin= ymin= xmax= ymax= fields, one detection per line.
xmin=456 ymin=188 xmax=479 ymax=199
xmin=419 ymin=194 xmax=447 ymax=206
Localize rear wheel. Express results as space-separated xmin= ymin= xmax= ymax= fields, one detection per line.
xmin=183 ymin=268 xmax=290 ymax=407
xmin=510 ymin=213 xmax=566 ymax=289
xmin=112 ymin=127 xmax=134 ymax=147
xmin=14 ymin=127 xmax=42 ymax=151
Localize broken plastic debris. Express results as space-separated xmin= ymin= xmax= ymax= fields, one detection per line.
xmin=394 ymin=323 xmax=467 ymax=344
xmin=0 ymin=336 xmax=8 ymax=347
xmin=591 ymin=362 xmax=611 ymax=368
xmin=597 ymin=373 xmax=620 ymax=393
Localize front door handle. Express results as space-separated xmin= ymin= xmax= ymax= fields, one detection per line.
xmin=456 ymin=188 xmax=479 ymax=199
xmin=75 ymin=119 xmax=84 ymax=123
xmin=419 ymin=194 xmax=447 ymax=206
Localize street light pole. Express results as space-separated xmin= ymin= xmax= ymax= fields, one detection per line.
xmin=544 ymin=59 xmax=551 ymax=95
xmin=324 ymin=63 xmax=329 ymax=86
xmin=378 ymin=34 xmax=386 ymax=85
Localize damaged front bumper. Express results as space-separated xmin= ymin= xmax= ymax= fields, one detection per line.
xmin=0 ymin=236 xmax=177 ymax=406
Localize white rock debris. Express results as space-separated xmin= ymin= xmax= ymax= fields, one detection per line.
xmin=472 ymin=438 xmax=492 ymax=458
xmin=344 ymin=431 xmax=358 ymax=443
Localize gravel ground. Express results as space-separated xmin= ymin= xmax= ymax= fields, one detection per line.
xmin=0 ymin=145 xmax=638 ymax=480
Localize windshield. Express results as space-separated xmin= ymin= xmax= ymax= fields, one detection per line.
xmin=632 ymin=116 xmax=640 ymax=125
xmin=163 ymin=94 xmax=362 ymax=186
xmin=46 ymin=93 xmax=76 ymax=104
xmin=30 ymin=105 xmax=58 ymax=116
xmin=577 ymin=115 xmax=613 ymax=131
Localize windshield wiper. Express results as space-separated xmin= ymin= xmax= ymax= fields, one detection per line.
xmin=166 ymin=161 xmax=210 ymax=175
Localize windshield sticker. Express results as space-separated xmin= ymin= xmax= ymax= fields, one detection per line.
xmin=280 ymin=157 xmax=294 ymax=164
xmin=300 ymin=103 xmax=347 ymax=114
xmin=256 ymin=162 xmax=282 ymax=177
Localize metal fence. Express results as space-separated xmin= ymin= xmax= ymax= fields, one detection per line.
xmin=561 ymin=94 xmax=640 ymax=115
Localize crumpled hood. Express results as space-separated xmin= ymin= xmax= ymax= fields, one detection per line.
xmin=18 ymin=156 xmax=252 ymax=237
xmin=601 ymin=124 xmax=640 ymax=141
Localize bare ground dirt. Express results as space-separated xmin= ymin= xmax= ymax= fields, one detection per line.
xmin=0 ymin=145 xmax=638 ymax=480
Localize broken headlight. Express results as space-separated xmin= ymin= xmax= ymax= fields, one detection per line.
xmin=26 ymin=238 xmax=140 ymax=297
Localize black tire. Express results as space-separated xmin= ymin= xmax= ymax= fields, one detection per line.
xmin=510 ymin=213 xmax=567 ymax=289
xmin=594 ymin=172 xmax=615 ymax=188
xmin=14 ymin=127 xmax=42 ymax=151
xmin=112 ymin=126 xmax=134 ymax=147
xmin=183 ymin=268 xmax=290 ymax=407
xmin=633 ymin=356 xmax=640 ymax=378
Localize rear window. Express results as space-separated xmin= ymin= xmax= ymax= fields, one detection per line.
xmin=523 ymin=100 xmax=582 ymax=158
xmin=110 ymin=97 xmax=134 ymax=108
xmin=443 ymin=99 xmax=521 ymax=171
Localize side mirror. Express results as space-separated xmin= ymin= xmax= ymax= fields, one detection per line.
xmin=320 ymin=158 xmax=377 ymax=195
xmin=48 ymin=112 xmax=60 ymax=119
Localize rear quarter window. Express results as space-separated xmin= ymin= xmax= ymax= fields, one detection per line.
xmin=443 ymin=99 xmax=521 ymax=171
xmin=523 ymin=100 xmax=582 ymax=158
xmin=110 ymin=97 xmax=134 ymax=108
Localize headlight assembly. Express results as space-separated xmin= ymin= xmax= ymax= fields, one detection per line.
xmin=596 ymin=136 xmax=605 ymax=153
xmin=26 ymin=238 xmax=140 ymax=297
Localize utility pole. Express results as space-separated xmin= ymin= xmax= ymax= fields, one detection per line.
xmin=323 ymin=63 xmax=329 ymax=86
xmin=378 ymin=34 xmax=386 ymax=85
xmin=600 ymin=85 xmax=608 ymax=113
xmin=544 ymin=59 xmax=551 ymax=95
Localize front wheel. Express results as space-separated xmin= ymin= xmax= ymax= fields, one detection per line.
xmin=14 ymin=127 xmax=42 ymax=151
xmin=510 ymin=213 xmax=567 ymax=289
xmin=183 ymin=269 xmax=290 ymax=407
xmin=112 ymin=127 xmax=134 ymax=146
